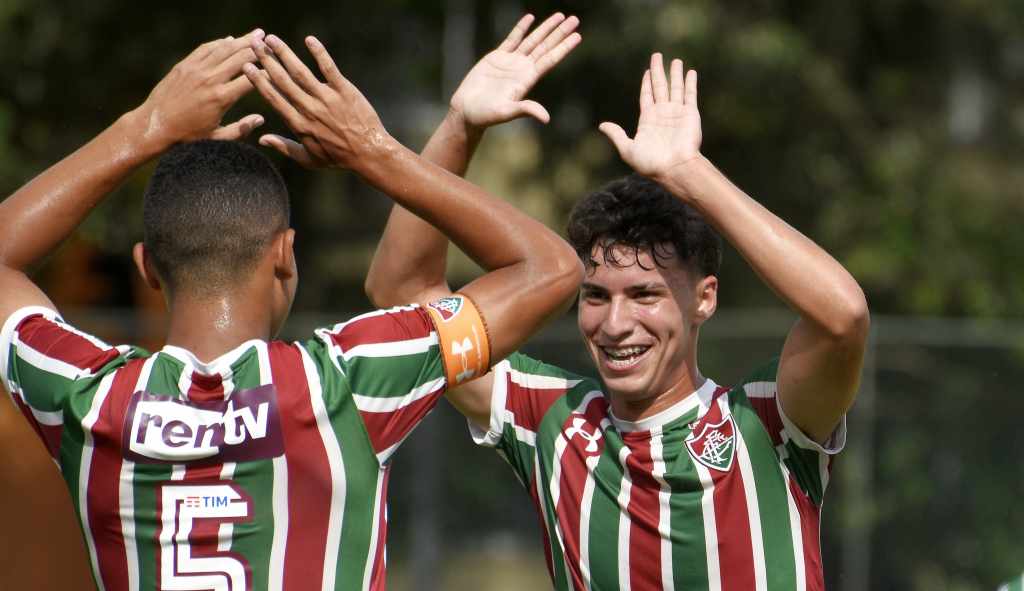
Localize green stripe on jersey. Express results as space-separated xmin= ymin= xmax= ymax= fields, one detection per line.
xmin=586 ymin=433 xmax=626 ymax=587
xmin=343 ymin=349 xmax=444 ymax=398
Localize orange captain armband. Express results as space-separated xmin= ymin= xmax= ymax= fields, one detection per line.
xmin=424 ymin=293 xmax=491 ymax=387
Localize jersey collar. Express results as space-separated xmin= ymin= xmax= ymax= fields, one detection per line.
xmin=609 ymin=377 xmax=719 ymax=433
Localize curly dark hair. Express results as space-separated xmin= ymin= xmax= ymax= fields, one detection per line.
xmin=566 ymin=173 xmax=722 ymax=276
xmin=143 ymin=140 xmax=290 ymax=295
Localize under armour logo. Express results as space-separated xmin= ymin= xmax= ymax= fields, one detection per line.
xmin=564 ymin=417 xmax=602 ymax=453
xmin=451 ymin=337 xmax=476 ymax=384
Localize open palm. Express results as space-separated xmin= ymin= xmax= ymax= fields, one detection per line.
xmin=600 ymin=54 xmax=702 ymax=178
xmin=450 ymin=13 xmax=581 ymax=127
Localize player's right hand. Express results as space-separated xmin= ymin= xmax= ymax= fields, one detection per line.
xmin=135 ymin=30 xmax=266 ymax=149
xmin=449 ymin=13 xmax=581 ymax=129
xmin=244 ymin=34 xmax=395 ymax=170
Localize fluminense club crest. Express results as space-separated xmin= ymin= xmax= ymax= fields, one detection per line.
xmin=427 ymin=296 xmax=464 ymax=322
xmin=685 ymin=415 xmax=736 ymax=472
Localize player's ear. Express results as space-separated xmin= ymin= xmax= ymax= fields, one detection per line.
xmin=132 ymin=243 xmax=163 ymax=291
xmin=272 ymin=228 xmax=296 ymax=281
xmin=693 ymin=274 xmax=717 ymax=326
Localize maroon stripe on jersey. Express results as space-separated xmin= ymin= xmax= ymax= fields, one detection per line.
xmin=505 ymin=377 xmax=568 ymax=434
xmin=368 ymin=468 xmax=391 ymax=591
xmin=358 ymin=383 xmax=444 ymax=455
xmin=328 ymin=308 xmax=434 ymax=350
xmin=269 ymin=342 xmax=331 ymax=590
xmin=622 ymin=431 xmax=663 ymax=591
xmin=703 ymin=399 xmax=757 ymax=591
xmin=9 ymin=391 xmax=62 ymax=459
xmin=553 ymin=397 xmax=606 ymax=591
xmin=788 ymin=476 xmax=825 ymax=590
xmin=187 ymin=372 xmax=225 ymax=404
xmin=17 ymin=315 xmax=120 ymax=372
xmin=747 ymin=396 xmax=784 ymax=446
xmin=87 ymin=359 xmax=144 ymax=591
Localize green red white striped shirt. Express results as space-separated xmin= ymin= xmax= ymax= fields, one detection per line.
xmin=470 ymin=352 xmax=846 ymax=591
xmin=1 ymin=304 xmax=449 ymax=591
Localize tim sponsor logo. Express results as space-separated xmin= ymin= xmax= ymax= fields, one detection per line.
xmin=122 ymin=385 xmax=285 ymax=464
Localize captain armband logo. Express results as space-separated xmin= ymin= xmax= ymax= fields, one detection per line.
xmin=425 ymin=294 xmax=491 ymax=387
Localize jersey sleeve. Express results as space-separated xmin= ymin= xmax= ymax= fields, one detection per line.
xmin=468 ymin=352 xmax=584 ymax=485
xmin=740 ymin=358 xmax=847 ymax=506
xmin=1 ymin=306 xmax=127 ymax=458
xmin=307 ymin=305 xmax=449 ymax=464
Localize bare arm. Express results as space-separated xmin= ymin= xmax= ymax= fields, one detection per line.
xmin=601 ymin=54 xmax=869 ymax=443
xmin=245 ymin=34 xmax=583 ymax=424
xmin=0 ymin=31 xmax=267 ymax=323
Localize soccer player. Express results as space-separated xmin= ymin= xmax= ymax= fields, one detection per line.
xmin=0 ymin=28 xmax=583 ymax=591
xmin=366 ymin=49 xmax=870 ymax=589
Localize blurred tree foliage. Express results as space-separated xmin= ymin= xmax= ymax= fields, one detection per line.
xmin=1 ymin=0 xmax=1022 ymax=316
xmin=2 ymin=1 xmax=1023 ymax=590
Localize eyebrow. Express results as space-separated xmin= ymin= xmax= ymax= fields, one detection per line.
xmin=580 ymin=281 xmax=668 ymax=291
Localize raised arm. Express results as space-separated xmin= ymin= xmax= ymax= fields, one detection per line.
xmin=356 ymin=13 xmax=579 ymax=307
xmin=0 ymin=31 xmax=266 ymax=322
xmin=244 ymin=34 xmax=583 ymax=408
xmin=600 ymin=54 xmax=869 ymax=443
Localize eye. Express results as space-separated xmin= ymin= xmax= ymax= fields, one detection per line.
xmin=634 ymin=291 xmax=660 ymax=304
xmin=580 ymin=289 xmax=608 ymax=304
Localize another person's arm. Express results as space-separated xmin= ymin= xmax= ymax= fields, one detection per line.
xmin=0 ymin=31 xmax=266 ymax=324
xmin=599 ymin=54 xmax=869 ymax=443
xmin=244 ymin=34 xmax=583 ymax=419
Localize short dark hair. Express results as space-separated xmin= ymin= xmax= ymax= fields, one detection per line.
xmin=142 ymin=140 xmax=290 ymax=295
xmin=567 ymin=173 xmax=722 ymax=277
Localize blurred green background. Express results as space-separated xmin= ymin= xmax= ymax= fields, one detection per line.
xmin=1 ymin=0 xmax=1022 ymax=589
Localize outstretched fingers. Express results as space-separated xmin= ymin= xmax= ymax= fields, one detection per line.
xmin=210 ymin=113 xmax=265 ymax=141
xmin=685 ymin=68 xmax=698 ymax=106
xmin=304 ymin=36 xmax=347 ymax=91
xmin=649 ymin=53 xmax=669 ymax=103
xmin=498 ymin=14 xmax=536 ymax=52
xmin=251 ymin=37 xmax=319 ymax=118
xmin=669 ymin=59 xmax=684 ymax=103
xmin=259 ymin=134 xmax=318 ymax=168
xmin=598 ymin=121 xmax=631 ymax=156
xmin=529 ymin=15 xmax=579 ymax=59
xmin=264 ymin=34 xmax=325 ymax=97
xmin=640 ymin=69 xmax=653 ymax=110
xmin=518 ymin=13 xmax=566 ymax=55
xmin=243 ymin=62 xmax=304 ymax=129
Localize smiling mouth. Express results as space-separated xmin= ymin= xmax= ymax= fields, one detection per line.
xmin=598 ymin=345 xmax=652 ymax=371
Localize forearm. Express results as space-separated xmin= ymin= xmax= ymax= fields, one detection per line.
xmin=366 ymin=110 xmax=485 ymax=307
xmin=0 ymin=109 xmax=164 ymax=271
xmin=659 ymin=156 xmax=868 ymax=337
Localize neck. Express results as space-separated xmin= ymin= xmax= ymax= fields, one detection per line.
xmin=609 ymin=360 xmax=705 ymax=422
xmin=164 ymin=290 xmax=273 ymax=363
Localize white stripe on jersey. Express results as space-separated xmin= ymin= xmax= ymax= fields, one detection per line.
xmin=298 ymin=344 xmax=348 ymax=591
xmin=14 ymin=334 xmax=97 ymax=380
xmin=351 ymin=376 xmax=445 ymax=413
xmin=29 ymin=404 xmax=63 ymax=426
xmin=258 ymin=342 xmax=289 ymax=591
xmin=217 ymin=463 xmax=238 ymax=552
xmin=533 ymin=456 xmax=561 ymax=582
xmin=314 ymin=305 xmax=422 ymax=376
xmin=341 ymin=335 xmax=437 ymax=361
xmin=361 ymin=467 xmax=387 ymax=590
xmin=650 ymin=427 xmax=675 ymax=590
xmin=694 ymin=458 xmax=722 ymax=591
xmin=782 ymin=470 xmax=807 ymax=591
xmin=508 ymin=368 xmax=583 ymax=391
xmin=615 ymin=444 xmax=633 ymax=591
xmin=742 ymin=381 xmax=776 ymax=398
xmin=578 ymin=454 xmax=600 ymax=591
xmin=78 ymin=372 xmax=117 ymax=591
xmin=726 ymin=390 xmax=768 ymax=591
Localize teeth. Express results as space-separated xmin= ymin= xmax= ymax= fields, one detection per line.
xmin=602 ymin=346 xmax=649 ymax=360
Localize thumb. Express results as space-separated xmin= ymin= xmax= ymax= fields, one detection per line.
xmin=515 ymin=100 xmax=551 ymax=124
xmin=258 ymin=134 xmax=318 ymax=168
xmin=210 ymin=113 xmax=265 ymax=140
xmin=598 ymin=122 xmax=630 ymax=155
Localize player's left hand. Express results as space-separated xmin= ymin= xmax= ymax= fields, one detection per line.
xmin=599 ymin=53 xmax=702 ymax=180
xmin=135 ymin=29 xmax=266 ymax=147
xmin=449 ymin=13 xmax=581 ymax=129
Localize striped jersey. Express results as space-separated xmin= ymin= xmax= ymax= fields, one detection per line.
xmin=1000 ymin=574 xmax=1024 ymax=591
xmin=470 ymin=353 xmax=846 ymax=591
xmin=1 ymin=304 xmax=451 ymax=591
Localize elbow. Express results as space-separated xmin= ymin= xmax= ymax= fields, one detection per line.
xmin=825 ymin=285 xmax=870 ymax=345
xmin=363 ymin=273 xmax=389 ymax=309
xmin=540 ymin=242 xmax=585 ymax=302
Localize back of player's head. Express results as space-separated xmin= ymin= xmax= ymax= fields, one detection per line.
xmin=567 ymin=173 xmax=722 ymax=277
xmin=142 ymin=140 xmax=290 ymax=295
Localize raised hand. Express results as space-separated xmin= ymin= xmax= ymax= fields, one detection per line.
xmin=244 ymin=34 xmax=392 ymax=170
xmin=136 ymin=30 xmax=266 ymax=147
xmin=599 ymin=53 xmax=702 ymax=179
xmin=450 ymin=13 xmax=581 ymax=128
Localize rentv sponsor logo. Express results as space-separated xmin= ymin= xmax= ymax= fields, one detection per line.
xmin=122 ymin=385 xmax=285 ymax=463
